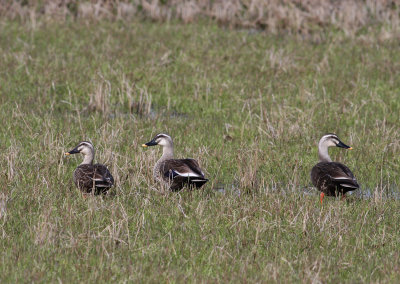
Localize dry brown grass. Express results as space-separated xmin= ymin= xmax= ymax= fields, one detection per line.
xmin=1 ymin=0 xmax=399 ymax=37
xmin=87 ymin=75 xmax=112 ymax=115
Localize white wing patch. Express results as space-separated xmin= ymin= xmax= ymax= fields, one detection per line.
xmin=340 ymin=183 xmax=358 ymax=188
xmin=173 ymin=170 xmax=203 ymax=178
xmin=333 ymin=176 xmax=351 ymax=180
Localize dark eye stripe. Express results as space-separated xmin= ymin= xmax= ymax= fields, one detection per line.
xmin=155 ymin=134 xmax=168 ymax=139
xmin=79 ymin=142 xmax=93 ymax=147
xmin=324 ymin=133 xmax=338 ymax=140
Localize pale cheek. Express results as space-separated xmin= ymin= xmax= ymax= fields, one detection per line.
xmin=325 ymin=141 xmax=335 ymax=147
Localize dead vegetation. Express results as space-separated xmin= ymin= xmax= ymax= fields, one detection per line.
xmin=1 ymin=0 xmax=399 ymax=38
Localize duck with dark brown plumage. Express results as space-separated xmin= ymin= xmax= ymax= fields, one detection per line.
xmin=311 ymin=134 xmax=359 ymax=204
xmin=142 ymin=133 xmax=208 ymax=191
xmin=65 ymin=141 xmax=114 ymax=195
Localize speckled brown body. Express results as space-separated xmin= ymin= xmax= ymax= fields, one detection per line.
xmin=73 ymin=164 xmax=114 ymax=194
xmin=155 ymin=158 xmax=208 ymax=191
xmin=311 ymin=162 xmax=359 ymax=196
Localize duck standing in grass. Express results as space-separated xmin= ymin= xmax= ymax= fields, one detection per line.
xmin=142 ymin=133 xmax=208 ymax=191
xmin=65 ymin=141 xmax=114 ymax=195
xmin=311 ymin=134 xmax=359 ymax=204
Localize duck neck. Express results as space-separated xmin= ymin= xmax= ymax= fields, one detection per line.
xmin=153 ymin=144 xmax=174 ymax=179
xmin=80 ymin=153 xmax=94 ymax=165
xmin=318 ymin=142 xmax=332 ymax=163
xmin=159 ymin=144 xmax=174 ymax=162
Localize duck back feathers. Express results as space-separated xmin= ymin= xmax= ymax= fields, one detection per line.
xmin=311 ymin=162 xmax=359 ymax=196
xmin=73 ymin=164 xmax=114 ymax=194
xmin=157 ymin=158 xmax=208 ymax=191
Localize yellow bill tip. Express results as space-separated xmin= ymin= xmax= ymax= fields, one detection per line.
xmin=142 ymin=144 xmax=148 ymax=148
xmin=65 ymin=152 xmax=70 ymax=156
xmin=348 ymin=147 xmax=353 ymax=150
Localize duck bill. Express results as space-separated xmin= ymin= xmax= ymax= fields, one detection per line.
xmin=337 ymin=140 xmax=352 ymax=150
xmin=142 ymin=139 xmax=158 ymax=147
xmin=66 ymin=147 xmax=80 ymax=155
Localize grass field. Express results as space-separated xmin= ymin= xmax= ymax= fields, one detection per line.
xmin=0 ymin=19 xmax=400 ymax=282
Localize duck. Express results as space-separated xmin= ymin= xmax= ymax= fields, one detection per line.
xmin=65 ymin=141 xmax=114 ymax=195
xmin=142 ymin=133 xmax=208 ymax=191
xmin=311 ymin=134 xmax=359 ymax=204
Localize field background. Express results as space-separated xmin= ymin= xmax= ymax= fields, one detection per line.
xmin=1 ymin=1 xmax=400 ymax=282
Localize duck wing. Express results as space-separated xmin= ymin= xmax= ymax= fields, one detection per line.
xmin=74 ymin=164 xmax=114 ymax=192
xmin=311 ymin=162 xmax=359 ymax=194
xmin=160 ymin=159 xmax=205 ymax=179
xmin=159 ymin=159 xmax=208 ymax=190
xmin=329 ymin=162 xmax=359 ymax=189
xmin=92 ymin=164 xmax=114 ymax=188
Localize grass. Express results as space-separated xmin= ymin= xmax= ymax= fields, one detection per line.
xmin=3 ymin=0 xmax=400 ymax=39
xmin=0 ymin=19 xmax=400 ymax=282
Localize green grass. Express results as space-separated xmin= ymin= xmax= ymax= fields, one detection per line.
xmin=0 ymin=19 xmax=400 ymax=282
